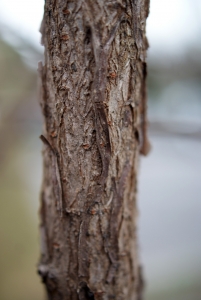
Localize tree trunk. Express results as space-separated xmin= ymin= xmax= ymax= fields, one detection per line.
xmin=38 ymin=0 xmax=150 ymax=299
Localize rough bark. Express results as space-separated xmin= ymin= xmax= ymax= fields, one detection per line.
xmin=38 ymin=0 xmax=150 ymax=299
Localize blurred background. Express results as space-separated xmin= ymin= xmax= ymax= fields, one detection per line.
xmin=0 ymin=0 xmax=200 ymax=299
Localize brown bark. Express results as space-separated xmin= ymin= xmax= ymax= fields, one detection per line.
xmin=38 ymin=0 xmax=149 ymax=299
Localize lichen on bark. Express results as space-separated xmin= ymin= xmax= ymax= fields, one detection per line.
xmin=38 ymin=0 xmax=149 ymax=299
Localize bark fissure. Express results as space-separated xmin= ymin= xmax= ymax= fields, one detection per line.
xmin=38 ymin=0 xmax=149 ymax=299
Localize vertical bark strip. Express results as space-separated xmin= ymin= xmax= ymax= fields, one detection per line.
xmin=38 ymin=0 xmax=149 ymax=299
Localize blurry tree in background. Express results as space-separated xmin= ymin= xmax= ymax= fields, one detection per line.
xmin=0 ymin=34 xmax=44 ymax=300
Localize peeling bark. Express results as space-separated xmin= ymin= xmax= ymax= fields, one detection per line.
xmin=38 ymin=0 xmax=149 ymax=299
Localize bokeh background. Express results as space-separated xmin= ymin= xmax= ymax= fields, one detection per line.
xmin=0 ymin=0 xmax=200 ymax=299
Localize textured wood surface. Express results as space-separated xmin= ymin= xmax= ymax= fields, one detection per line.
xmin=38 ymin=1 xmax=149 ymax=299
